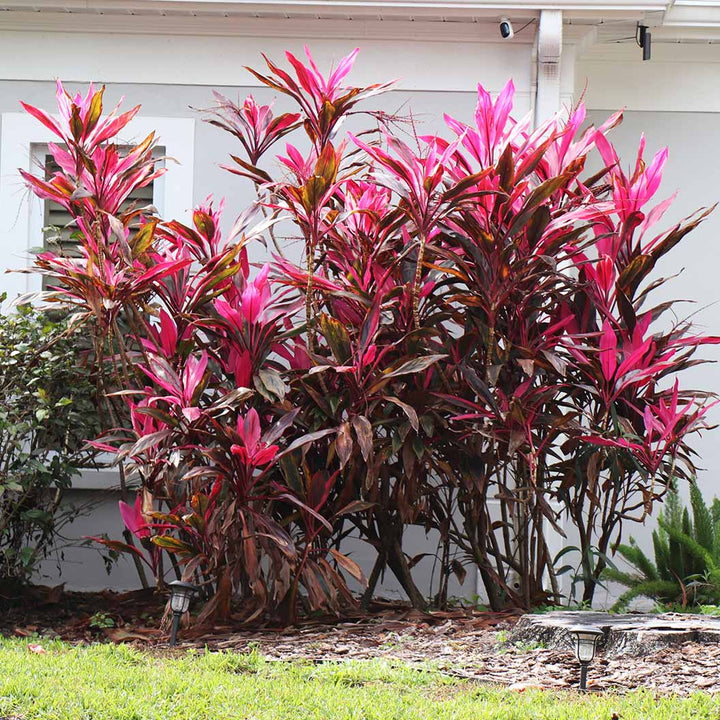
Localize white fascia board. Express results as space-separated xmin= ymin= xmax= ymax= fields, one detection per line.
xmin=0 ymin=0 xmax=670 ymax=17
xmin=663 ymin=3 xmax=720 ymax=28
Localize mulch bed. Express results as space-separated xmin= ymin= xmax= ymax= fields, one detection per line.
xmin=2 ymin=585 xmax=719 ymax=696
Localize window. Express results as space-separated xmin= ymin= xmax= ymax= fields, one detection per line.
xmin=0 ymin=112 xmax=194 ymax=491
xmin=0 ymin=112 xmax=195 ymax=301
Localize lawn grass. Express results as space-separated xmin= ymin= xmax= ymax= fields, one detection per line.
xmin=0 ymin=637 xmax=717 ymax=719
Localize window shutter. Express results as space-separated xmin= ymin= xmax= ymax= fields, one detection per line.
xmin=43 ymin=155 xmax=79 ymax=257
xmin=42 ymin=150 xmax=160 ymax=254
xmin=42 ymin=150 xmax=162 ymax=288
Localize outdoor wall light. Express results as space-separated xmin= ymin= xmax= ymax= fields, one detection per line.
xmin=568 ymin=625 xmax=603 ymax=691
xmin=168 ymin=580 xmax=198 ymax=647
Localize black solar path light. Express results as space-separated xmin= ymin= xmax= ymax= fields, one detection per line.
xmin=568 ymin=625 xmax=603 ymax=691
xmin=168 ymin=580 xmax=198 ymax=647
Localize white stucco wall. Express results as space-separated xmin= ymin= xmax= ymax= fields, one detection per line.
xmin=0 ymin=20 xmax=536 ymax=598
xmin=2 ymin=15 xmax=719 ymax=605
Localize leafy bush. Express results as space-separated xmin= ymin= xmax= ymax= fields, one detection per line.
xmin=604 ymin=482 xmax=720 ymax=610
xmin=0 ymin=301 xmax=101 ymax=585
xmin=16 ymin=50 xmax=718 ymax=619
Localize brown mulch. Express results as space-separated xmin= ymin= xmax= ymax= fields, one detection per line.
xmin=2 ymin=585 xmax=720 ymax=695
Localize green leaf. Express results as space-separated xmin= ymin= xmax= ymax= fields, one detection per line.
xmin=334 ymin=500 xmax=375 ymax=517
xmin=130 ymin=221 xmax=158 ymax=256
xmin=691 ymin=481 xmax=714 ymax=553
xmin=382 ymin=354 xmax=446 ymax=381
xmin=351 ymin=415 xmax=373 ymax=463
xmin=276 ymin=428 xmax=337 ymax=459
xmin=384 ymin=396 xmax=419 ymax=432
xmin=256 ymin=368 xmax=287 ymax=402
xmin=151 ymin=536 xmax=193 ymax=554
xmin=319 ymin=314 xmax=352 ymax=365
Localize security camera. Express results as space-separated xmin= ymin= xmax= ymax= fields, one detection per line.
xmin=499 ymin=17 xmax=514 ymax=40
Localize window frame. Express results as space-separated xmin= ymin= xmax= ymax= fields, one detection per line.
xmin=0 ymin=112 xmax=195 ymax=300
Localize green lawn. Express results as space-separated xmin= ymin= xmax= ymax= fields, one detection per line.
xmin=0 ymin=637 xmax=717 ymax=719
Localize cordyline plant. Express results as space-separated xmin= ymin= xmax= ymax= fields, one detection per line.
xmin=17 ymin=48 xmax=718 ymax=620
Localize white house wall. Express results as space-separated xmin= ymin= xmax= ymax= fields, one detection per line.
xmin=3 ymin=11 xmax=719 ymax=604
xmin=577 ymin=43 xmax=720 ymax=113
xmin=0 ymin=20 xmax=536 ymax=596
xmin=0 ymin=22 xmax=534 ymax=93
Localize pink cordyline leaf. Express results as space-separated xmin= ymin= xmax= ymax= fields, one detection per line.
xmin=326 ymin=47 xmax=360 ymax=93
xmin=232 ymin=408 xmax=279 ymax=467
xmin=225 ymin=347 xmax=253 ymax=388
xmin=286 ymin=45 xmax=360 ymax=102
xmin=240 ymin=407 xmax=261 ymax=452
xmin=213 ymin=93 xmax=300 ymax=164
xmin=182 ymin=352 xmax=209 ymax=404
xmin=278 ymin=143 xmax=317 ymax=183
xmin=241 ymin=264 xmax=271 ymax=324
xmin=182 ymin=407 xmax=202 ymax=422
xmin=28 ymin=80 xmax=142 ymax=153
xmin=119 ymin=496 xmax=150 ymax=539
xmin=475 ymin=79 xmax=515 ymax=162
xmin=599 ymin=320 xmax=618 ymax=380
xmin=19 ymin=101 xmax=64 ymax=137
xmin=158 ymin=310 xmax=178 ymax=356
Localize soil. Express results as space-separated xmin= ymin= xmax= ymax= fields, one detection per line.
xmin=2 ymin=585 xmax=720 ymax=696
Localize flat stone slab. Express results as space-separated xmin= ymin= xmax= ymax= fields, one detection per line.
xmin=511 ymin=611 xmax=720 ymax=657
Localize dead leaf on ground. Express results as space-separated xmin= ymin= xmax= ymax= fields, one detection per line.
xmin=104 ymin=628 xmax=157 ymax=643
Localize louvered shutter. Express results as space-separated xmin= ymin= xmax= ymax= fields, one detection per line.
xmin=43 ymin=155 xmax=80 ymax=258
xmin=42 ymin=150 xmax=161 ymax=287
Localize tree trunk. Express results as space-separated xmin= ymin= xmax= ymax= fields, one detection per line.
xmin=386 ymin=539 xmax=427 ymax=611
xmin=361 ymin=550 xmax=386 ymax=610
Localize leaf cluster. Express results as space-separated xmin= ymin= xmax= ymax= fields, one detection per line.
xmin=0 ymin=300 xmax=101 ymax=583
xmin=16 ymin=49 xmax=719 ymax=621
xmin=605 ymin=481 xmax=720 ymax=610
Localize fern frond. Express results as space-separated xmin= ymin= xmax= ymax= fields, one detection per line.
xmin=662 ymin=481 xmax=683 ymax=530
xmin=691 ymin=481 xmax=714 ymax=553
xmin=610 ymin=580 xmax=680 ymax=612
xmin=712 ymin=498 xmax=720 ymax=527
xmin=614 ymin=539 xmax=658 ymax=581
xmin=602 ymin=567 xmax=644 ymax=589
xmin=652 ymin=529 xmax=672 ymax=582
xmin=660 ymin=516 xmax=718 ymax=576
xmin=681 ymin=508 xmax=694 ymax=576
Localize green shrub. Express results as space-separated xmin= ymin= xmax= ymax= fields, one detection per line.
xmin=0 ymin=300 xmax=101 ymax=586
xmin=604 ymin=481 xmax=720 ymax=610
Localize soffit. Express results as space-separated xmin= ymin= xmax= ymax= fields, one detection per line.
xmin=4 ymin=1 xmax=720 ymax=46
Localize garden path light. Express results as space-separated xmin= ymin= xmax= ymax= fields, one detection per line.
xmin=568 ymin=624 xmax=603 ymax=691
xmin=168 ymin=580 xmax=198 ymax=647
